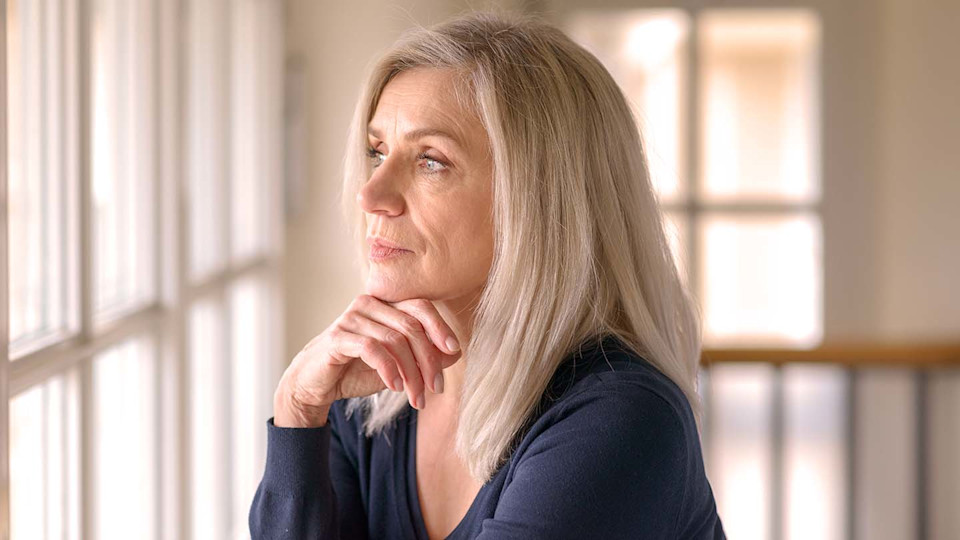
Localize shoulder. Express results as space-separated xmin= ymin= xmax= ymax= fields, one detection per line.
xmin=515 ymin=334 xmax=702 ymax=471
xmin=496 ymin=337 xmax=720 ymax=537
xmin=539 ymin=334 xmax=698 ymax=437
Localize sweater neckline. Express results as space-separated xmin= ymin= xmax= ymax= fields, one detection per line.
xmin=406 ymin=406 xmax=478 ymax=540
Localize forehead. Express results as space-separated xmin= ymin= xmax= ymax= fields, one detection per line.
xmin=368 ymin=68 xmax=479 ymax=142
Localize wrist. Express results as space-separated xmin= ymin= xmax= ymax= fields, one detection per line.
xmin=274 ymin=384 xmax=331 ymax=428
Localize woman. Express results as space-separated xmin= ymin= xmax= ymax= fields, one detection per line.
xmin=251 ymin=11 xmax=725 ymax=540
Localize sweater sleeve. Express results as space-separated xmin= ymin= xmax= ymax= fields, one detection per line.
xmin=248 ymin=405 xmax=369 ymax=539
xmin=476 ymin=380 xmax=725 ymax=540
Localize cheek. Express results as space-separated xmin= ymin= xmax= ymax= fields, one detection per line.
xmin=427 ymin=203 xmax=493 ymax=273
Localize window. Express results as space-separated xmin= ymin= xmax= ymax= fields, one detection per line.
xmin=7 ymin=0 xmax=79 ymax=359
xmin=568 ymin=9 xmax=842 ymax=540
xmin=2 ymin=1 xmax=286 ymax=539
xmin=569 ymin=9 xmax=822 ymax=348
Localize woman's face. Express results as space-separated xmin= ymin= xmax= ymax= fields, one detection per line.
xmin=360 ymin=67 xmax=494 ymax=305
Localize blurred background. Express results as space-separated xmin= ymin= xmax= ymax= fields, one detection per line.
xmin=2 ymin=0 xmax=958 ymax=539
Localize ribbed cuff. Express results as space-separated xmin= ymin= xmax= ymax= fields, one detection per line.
xmin=261 ymin=417 xmax=332 ymax=495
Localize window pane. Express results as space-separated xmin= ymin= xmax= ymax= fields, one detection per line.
xmin=92 ymin=0 xmax=158 ymax=320
xmin=567 ymin=9 xmax=689 ymax=203
xmin=699 ymin=10 xmax=820 ymax=202
xmin=229 ymin=275 xmax=277 ymax=538
xmin=187 ymin=0 xmax=228 ymax=281
xmin=784 ymin=365 xmax=846 ymax=540
xmin=230 ymin=0 xmax=283 ymax=263
xmin=92 ymin=336 xmax=158 ymax=539
xmin=707 ymin=364 xmax=774 ymax=540
xmin=698 ymin=213 xmax=822 ymax=347
xmin=189 ymin=299 xmax=229 ymax=539
xmin=10 ymin=372 xmax=81 ymax=540
xmin=7 ymin=0 xmax=79 ymax=356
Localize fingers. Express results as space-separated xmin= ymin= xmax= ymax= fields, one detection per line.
xmin=391 ymin=299 xmax=461 ymax=356
xmin=389 ymin=299 xmax=462 ymax=397
xmin=328 ymin=327 xmax=404 ymax=395
xmin=356 ymin=296 xmax=461 ymax=397
xmin=338 ymin=312 xmax=426 ymax=409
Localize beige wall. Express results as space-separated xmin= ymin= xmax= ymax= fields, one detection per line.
xmin=876 ymin=0 xmax=960 ymax=340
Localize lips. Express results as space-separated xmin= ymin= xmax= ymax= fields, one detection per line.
xmin=368 ymin=237 xmax=407 ymax=251
xmin=367 ymin=236 xmax=411 ymax=260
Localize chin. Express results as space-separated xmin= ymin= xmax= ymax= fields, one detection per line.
xmin=364 ymin=275 xmax=428 ymax=303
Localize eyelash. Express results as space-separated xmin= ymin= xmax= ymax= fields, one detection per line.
xmin=365 ymin=147 xmax=448 ymax=174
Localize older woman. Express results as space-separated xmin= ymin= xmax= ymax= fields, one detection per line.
xmin=251 ymin=11 xmax=725 ymax=540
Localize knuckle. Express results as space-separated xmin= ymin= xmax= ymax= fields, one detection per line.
xmin=325 ymin=328 xmax=340 ymax=345
xmin=358 ymin=336 xmax=378 ymax=356
xmin=340 ymin=311 xmax=359 ymax=326
xmin=349 ymin=294 xmax=371 ymax=311
xmin=399 ymin=315 xmax=425 ymax=336
xmin=383 ymin=329 xmax=406 ymax=347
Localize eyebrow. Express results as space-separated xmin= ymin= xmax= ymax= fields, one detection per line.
xmin=367 ymin=125 xmax=464 ymax=148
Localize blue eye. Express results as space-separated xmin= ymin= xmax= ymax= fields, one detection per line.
xmin=365 ymin=147 xmax=385 ymax=168
xmin=366 ymin=147 xmax=448 ymax=174
xmin=417 ymin=152 xmax=448 ymax=174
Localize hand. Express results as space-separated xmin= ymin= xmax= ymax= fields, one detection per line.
xmin=274 ymin=295 xmax=462 ymax=427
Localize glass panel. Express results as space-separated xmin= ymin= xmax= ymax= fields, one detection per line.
xmin=229 ymin=0 xmax=283 ymax=263
xmin=187 ymin=0 xmax=228 ymax=281
xmin=229 ymin=275 xmax=275 ymax=538
xmin=189 ymin=298 xmax=229 ymax=539
xmin=566 ymin=10 xmax=689 ymax=203
xmin=784 ymin=365 xmax=846 ymax=540
xmin=699 ymin=10 xmax=820 ymax=203
xmin=92 ymin=0 xmax=157 ymax=321
xmin=707 ymin=363 xmax=774 ymax=540
xmin=698 ymin=213 xmax=822 ymax=347
xmin=10 ymin=372 xmax=81 ymax=540
xmin=92 ymin=336 xmax=158 ymax=539
xmin=663 ymin=211 xmax=689 ymax=285
xmin=7 ymin=0 xmax=79 ymax=356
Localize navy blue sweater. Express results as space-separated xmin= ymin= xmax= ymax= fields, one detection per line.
xmin=249 ymin=336 xmax=726 ymax=539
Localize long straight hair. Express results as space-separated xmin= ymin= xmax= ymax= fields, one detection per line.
xmin=340 ymin=11 xmax=703 ymax=484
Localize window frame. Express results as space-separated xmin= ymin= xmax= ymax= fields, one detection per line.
xmin=666 ymin=6 xmax=823 ymax=350
xmin=2 ymin=0 xmax=11 ymax=534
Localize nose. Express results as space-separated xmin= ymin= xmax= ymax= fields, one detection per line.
xmin=356 ymin=165 xmax=405 ymax=217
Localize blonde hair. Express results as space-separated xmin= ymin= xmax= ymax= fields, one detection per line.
xmin=340 ymin=11 xmax=703 ymax=483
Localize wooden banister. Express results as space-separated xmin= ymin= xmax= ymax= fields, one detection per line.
xmin=701 ymin=343 xmax=960 ymax=367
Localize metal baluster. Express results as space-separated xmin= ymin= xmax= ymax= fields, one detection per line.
xmin=845 ymin=367 xmax=858 ymax=540
xmin=915 ymin=370 xmax=929 ymax=540
xmin=771 ymin=364 xmax=784 ymax=540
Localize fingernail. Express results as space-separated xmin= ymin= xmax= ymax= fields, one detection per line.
xmin=445 ymin=336 xmax=460 ymax=353
xmin=415 ymin=393 xmax=425 ymax=410
xmin=434 ymin=372 xmax=444 ymax=394
xmin=393 ymin=377 xmax=403 ymax=392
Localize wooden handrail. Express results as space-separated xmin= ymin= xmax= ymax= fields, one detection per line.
xmin=701 ymin=343 xmax=960 ymax=367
